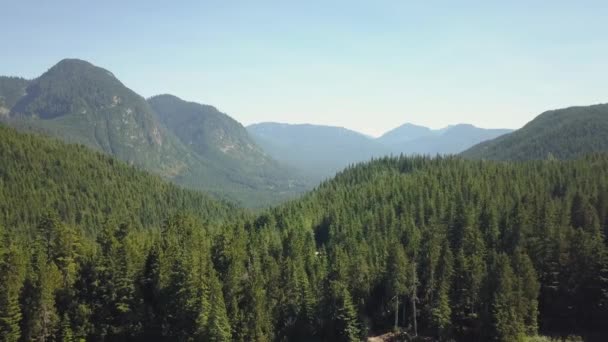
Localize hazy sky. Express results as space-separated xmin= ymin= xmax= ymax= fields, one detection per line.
xmin=2 ymin=1 xmax=607 ymax=136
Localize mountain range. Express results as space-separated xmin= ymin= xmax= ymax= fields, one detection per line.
xmin=248 ymin=122 xmax=512 ymax=180
xmin=0 ymin=59 xmax=307 ymax=207
xmin=0 ymin=58 xmax=517 ymax=204
xmin=4 ymin=58 xmax=605 ymax=206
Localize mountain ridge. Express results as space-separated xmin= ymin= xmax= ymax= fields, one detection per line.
xmin=248 ymin=121 xmax=512 ymax=180
xmin=461 ymin=103 xmax=608 ymax=160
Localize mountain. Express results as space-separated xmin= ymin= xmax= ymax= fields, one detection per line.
xmin=377 ymin=122 xmax=434 ymax=145
xmin=7 ymin=59 xmax=197 ymax=178
xmin=149 ymin=94 xmax=265 ymax=162
xmin=462 ymin=103 xmax=608 ymax=160
xmin=0 ymin=59 xmax=305 ymax=206
xmin=390 ymin=124 xmax=512 ymax=155
xmin=248 ymin=122 xmax=511 ymax=181
xmin=247 ymin=122 xmax=389 ymax=179
xmin=148 ymin=94 xmax=298 ymax=185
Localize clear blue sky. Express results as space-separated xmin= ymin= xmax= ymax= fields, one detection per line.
xmin=2 ymin=1 xmax=607 ymax=136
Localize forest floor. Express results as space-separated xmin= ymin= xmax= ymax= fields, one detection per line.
xmin=368 ymin=332 xmax=435 ymax=342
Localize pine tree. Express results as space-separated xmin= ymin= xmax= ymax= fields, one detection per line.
xmin=21 ymin=252 xmax=62 ymax=342
xmin=430 ymin=241 xmax=453 ymax=339
xmin=491 ymin=253 xmax=523 ymax=342
xmin=0 ymin=236 xmax=25 ymax=342
xmin=328 ymin=280 xmax=360 ymax=342
xmin=207 ymin=270 xmax=231 ymax=342
xmin=386 ymin=243 xmax=409 ymax=330
xmin=138 ymin=245 xmax=162 ymax=338
xmin=163 ymin=255 xmax=196 ymax=339
xmin=57 ymin=314 xmax=74 ymax=342
xmin=512 ymin=250 xmax=540 ymax=335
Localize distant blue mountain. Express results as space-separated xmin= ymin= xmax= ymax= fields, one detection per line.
xmin=248 ymin=122 xmax=512 ymax=180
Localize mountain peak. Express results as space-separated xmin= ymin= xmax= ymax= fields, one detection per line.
xmin=378 ymin=122 xmax=432 ymax=145
xmin=44 ymin=58 xmax=118 ymax=82
xmin=54 ymin=58 xmax=95 ymax=67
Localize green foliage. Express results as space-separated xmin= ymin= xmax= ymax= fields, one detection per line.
xmin=1 ymin=120 xmax=608 ymax=340
xmin=0 ymin=123 xmax=235 ymax=233
xmin=0 ymin=230 xmax=26 ymax=342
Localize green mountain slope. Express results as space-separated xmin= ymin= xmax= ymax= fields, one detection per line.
xmin=148 ymin=95 xmax=307 ymax=196
xmin=462 ymin=103 xmax=608 ymax=160
xmin=0 ymin=123 xmax=234 ymax=233
xmin=149 ymin=94 xmax=266 ymax=163
xmin=7 ymin=59 xmax=197 ymax=178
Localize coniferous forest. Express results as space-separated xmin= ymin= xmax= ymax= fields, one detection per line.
xmin=1 ymin=124 xmax=607 ymax=341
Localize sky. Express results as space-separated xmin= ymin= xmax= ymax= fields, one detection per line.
xmin=1 ymin=1 xmax=607 ymax=137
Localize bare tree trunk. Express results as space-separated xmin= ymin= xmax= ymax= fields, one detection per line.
xmin=394 ymin=296 xmax=399 ymax=330
xmin=402 ymin=296 xmax=406 ymax=328
xmin=411 ymin=261 xmax=418 ymax=337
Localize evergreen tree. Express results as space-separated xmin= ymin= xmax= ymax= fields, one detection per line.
xmin=327 ymin=280 xmax=361 ymax=342
xmin=491 ymin=253 xmax=523 ymax=342
xmin=207 ymin=270 xmax=231 ymax=342
xmin=0 ymin=232 xmax=25 ymax=342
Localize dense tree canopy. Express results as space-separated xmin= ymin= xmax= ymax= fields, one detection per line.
xmin=1 ymin=124 xmax=607 ymax=341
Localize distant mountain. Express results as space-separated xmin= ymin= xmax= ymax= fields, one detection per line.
xmin=247 ymin=122 xmax=389 ymax=179
xmin=392 ymin=124 xmax=512 ymax=155
xmin=377 ymin=123 xmax=434 ymax=145
xmin=249 ymin=122 xmax=511 ymax=180
xmin=0 ymin=76 xmax=29 ymax=117
xmin=461 ymin=104 xmax=608 ymax=160
xmin=0 ymin=59 xmax=305 ymax=206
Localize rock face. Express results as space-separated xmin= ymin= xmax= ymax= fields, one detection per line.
xmin=0 ymin=76 xmax=28 ymax=118
xmin=148 ymin=94 xmax=271 ymax=165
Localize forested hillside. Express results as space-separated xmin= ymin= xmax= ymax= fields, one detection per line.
xmin=1 ymin=129 xmax=607 ymax=341
xmin=462 ymin=104 xmax=608 ymax=160
xmin=0 ymin=124 xmax=235 ymax=234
